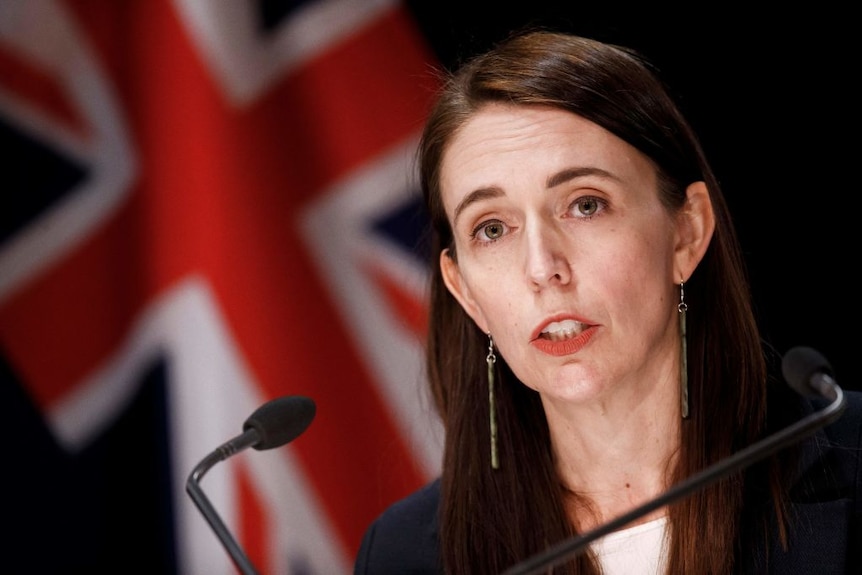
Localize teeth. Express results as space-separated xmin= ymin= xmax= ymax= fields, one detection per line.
xmin=541 ymin=319 xmax=584 ymax=340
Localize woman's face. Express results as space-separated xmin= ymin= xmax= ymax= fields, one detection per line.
xmin=439 ymin=104 xmax=693 ymax=407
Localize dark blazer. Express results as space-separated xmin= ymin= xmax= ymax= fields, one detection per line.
xmin=354 ymin=391 xmax=862 ymax=574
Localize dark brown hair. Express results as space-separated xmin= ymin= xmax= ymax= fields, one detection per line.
xmin=419 ymin=30 xmax=786 ymax=574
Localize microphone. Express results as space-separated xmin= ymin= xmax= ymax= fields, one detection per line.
xmin=501 ymin=346 xmax=846 ymax=575
xmin=186 ymin=395 xmax=316 ymax=575
xmin=781 ymin=345 xmax=841 ymax=401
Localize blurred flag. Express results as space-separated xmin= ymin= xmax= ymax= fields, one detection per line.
xmin=0 ymin=0 xmax=442 ymax=573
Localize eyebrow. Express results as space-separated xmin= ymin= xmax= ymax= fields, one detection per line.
xmin=452 ymin=187 xmax=503 ymax=224
xmin=546 ymin=166 xmax=617 ymax=188
xmin=452 ymin=166 xmax=619 ymax=224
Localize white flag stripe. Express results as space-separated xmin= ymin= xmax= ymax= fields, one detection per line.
xmin=174 ymin=0 xmax=398 ymax=105
xmin=300 ymin=136 xmax=444 ymax=479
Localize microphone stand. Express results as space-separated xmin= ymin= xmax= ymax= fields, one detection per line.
xmin=185 ymin=395 xmax=316 ymax=575
xmin=502 ymin=385 xmax=846 ymax=575
xmin=186 ymin=429 xmax=261 ymax=575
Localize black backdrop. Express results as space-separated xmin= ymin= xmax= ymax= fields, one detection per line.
xmin=405 ymin=2 xmax=857 ymax=390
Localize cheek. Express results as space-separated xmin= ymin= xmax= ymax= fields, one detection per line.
xmin=457 ymin=249 xmax=504 ymax=294
xmin=599 ymin=233 xmax=675 ymax=318
xmin=461 ymin=265 xmax=523 ymax=328
xmin=615 ymin=222 xmax=675 ymax=274
xmin=461 ymin=269 xmax=505 ymax=313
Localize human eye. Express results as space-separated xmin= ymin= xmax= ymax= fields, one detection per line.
xmin=568 ymin=195 xmax=607 ymax=219
xmin=470 ymin=219 xmax=508 ymax=242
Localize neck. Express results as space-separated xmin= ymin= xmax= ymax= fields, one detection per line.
xmin=544 ymin=385 xmax=681 ymax=531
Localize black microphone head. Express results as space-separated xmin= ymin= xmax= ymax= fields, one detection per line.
xmin=243 ymin=395 xmax=316 ymax=450
xmin=782 ymin=346 xmax=833 ymax=396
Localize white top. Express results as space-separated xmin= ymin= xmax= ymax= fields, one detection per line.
xmin=589 ymin=516 xmax=669 ymax=575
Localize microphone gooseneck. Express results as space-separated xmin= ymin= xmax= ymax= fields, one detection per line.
xmin=186 ymin=395 xmax=316 ymax=575
xmin=501 ymin=347 xmax=846 ymax=575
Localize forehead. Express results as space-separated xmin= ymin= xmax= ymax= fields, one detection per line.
xmin=440 ymin=104 xmax=654 ymax=205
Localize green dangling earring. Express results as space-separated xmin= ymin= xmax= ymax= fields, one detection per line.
xmin=678 ymin=281 xmax=689 ymax=419
xmin=487 ymin=333 xmax=499 ymax=469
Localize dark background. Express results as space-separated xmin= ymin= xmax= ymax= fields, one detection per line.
xmin=405 ymin=2 xmax=856 ymax=390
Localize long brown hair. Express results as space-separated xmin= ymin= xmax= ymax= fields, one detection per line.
xmin=419 ymin=30 xmax=784 ymax=574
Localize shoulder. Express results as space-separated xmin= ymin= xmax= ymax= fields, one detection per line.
xmin=353 ymin=478 xmax=441 ymax=575
xmin=744 ymin=390 xmax=862 ymax=573
xmin=821 ymin=389 xmax=862 ymax=485
xmin=793 ymin=389 xmax=862 ymax=489
xmin=778 ymin=390 xmax=862 ymax=572
xmin=826 ymin=389 xmax=862 ymax=446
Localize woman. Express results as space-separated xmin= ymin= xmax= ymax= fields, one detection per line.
xmin=354 ymin=30 xmax=862 ymax=574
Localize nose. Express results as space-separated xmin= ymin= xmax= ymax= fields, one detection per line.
xmin=525 ymin=223 xmax=571 ymax=289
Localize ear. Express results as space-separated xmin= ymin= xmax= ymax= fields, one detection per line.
xmin=440 ymin=248 xmax=490 ymax=333
xmin=674 ymin=181 xmax=715 ymax=282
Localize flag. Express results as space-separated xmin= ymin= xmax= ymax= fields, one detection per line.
xmin=0 ymin=0 xmax=442 ymax=572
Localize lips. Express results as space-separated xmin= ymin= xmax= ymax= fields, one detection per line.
xmin=532 ymin=317 xmax=596 ymax=356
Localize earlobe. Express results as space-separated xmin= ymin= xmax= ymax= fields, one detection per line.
xmin=674 ymin=181 xmax=716 ymax=282
xmin=440 ymin=249 xmax=489 ymax=332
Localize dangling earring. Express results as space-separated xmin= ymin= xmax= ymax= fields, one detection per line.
xmin=678 ymin=281 xmax=690 ymax=419
xmin=487 ymin=333 xmax=499 ymax=469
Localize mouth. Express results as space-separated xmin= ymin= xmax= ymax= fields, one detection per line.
xmin=538 ymin=319 xmax=588 ymax=341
